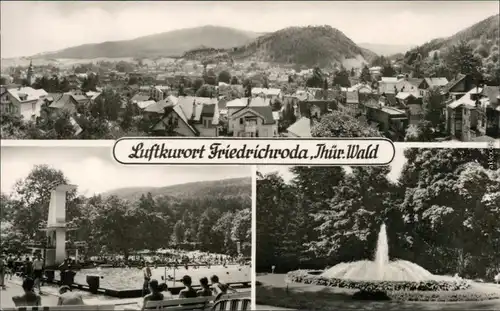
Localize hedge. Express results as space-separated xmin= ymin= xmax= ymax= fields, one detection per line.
xmin=286 ymin=269 xmax=471 ymax=292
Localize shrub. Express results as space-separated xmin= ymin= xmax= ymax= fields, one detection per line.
xmin=286 ymin=270 xmax=471 ymax=292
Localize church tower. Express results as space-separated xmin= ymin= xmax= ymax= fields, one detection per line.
xmin=27 ymin=60 xmax=34 ymax=86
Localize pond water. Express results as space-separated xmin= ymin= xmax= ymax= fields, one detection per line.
xmin=73 ymin=264 xmax=250 ymax=290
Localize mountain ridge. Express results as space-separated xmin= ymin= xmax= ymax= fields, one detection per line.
xmin=29 ymin=25 xmax=376 ymax=67
xmin=102 ymin=177 xmax=251 ymax=201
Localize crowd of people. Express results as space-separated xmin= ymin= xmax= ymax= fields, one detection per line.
xmin=141 ymin=273 xmax=238 ymax=310
xmin=1 ymin=252 xmax=244 ymax=308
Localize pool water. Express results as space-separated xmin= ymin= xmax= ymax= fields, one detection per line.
xmin=73 ymin=264 xmax=250 ymax=290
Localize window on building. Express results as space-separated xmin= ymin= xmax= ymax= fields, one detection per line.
xmin=240 ymin=118 xmax=243 ymax=124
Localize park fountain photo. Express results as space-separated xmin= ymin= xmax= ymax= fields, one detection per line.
xmin=256 ymin=147 xmax=500 ymax=310
xmin=286 ymin=223 xmax=473 ymax=300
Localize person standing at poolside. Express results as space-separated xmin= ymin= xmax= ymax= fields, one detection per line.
xmin=271 ymin=265 xmax=276 ymax=274
xmin=0 ymin=256 xmax=6 ymax=289
xmin=142 ymin=262 xmax=152 ymax=297
xmin=32 ymin=254 xmax=44 ymax=294
xmin=6 ymin=255 xmax=14 ymax=280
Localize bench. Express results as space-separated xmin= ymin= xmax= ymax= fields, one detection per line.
xmin=217 ymin=292 xmax=250 ymax=300
xmin=2 ymin=305 xmax=115 ymax=311
xmin=132 ymin=296 xmax=212 ymax=311
xmin=124 ymin=292 xmax=251 ymax=311
xmin=211 ymin=299 xmax=251 ymax=311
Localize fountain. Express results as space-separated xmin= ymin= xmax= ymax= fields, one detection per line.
xmin=282 ymin=224 xmax=500 ymax=303
xmin=320 ymin=224 xmax=443 ymax=282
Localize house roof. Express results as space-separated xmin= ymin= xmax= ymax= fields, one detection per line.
xmin=144 ymin=98 xmax=175 ymax=114
xmin=425 ymin=77 xmax=449 ymax=88
xmin=443 ymin=74 xmax=467 ymax=94
xmin=407 ymin=78 xmax=424 ymax=88
xmin=7 ymin=87 xmax=47 ymax=102
xmin=251 ymin=87 xmax=281 ymax=96
xmin=380 ymin=106 xmax=407 ymax=116
xmin=137 ymin=100 xmax=156 ymax=109
xmin=396 ymin=92 xmax=417 ymax=100
xmin=226 ymin=97 xmax=270 ymax=108
xmin=46 ymin=93 xmax=77 ymax=109
xmin=287 ymin=117 xmax=311 ymax=137
xmin=232 ymin=105 xmax=275 ymax=125
xmin=177 ymin=96 xmax=218 ymax=121
xmin=131 ymin=94 xmax=150 ymax=103
xmin=447 ymin=87 xmax=480 ymax=109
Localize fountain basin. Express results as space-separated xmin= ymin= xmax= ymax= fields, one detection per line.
xmin=286 ymin=270 xmax=471 ymax=292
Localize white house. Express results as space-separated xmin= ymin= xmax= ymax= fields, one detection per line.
xmin=3 ymin=87 xmax=48 ymax=120
xmin=226 ymin=97 xmax=277 ymax=137
xmin=251 ymin=87 xmax=282 ymax=103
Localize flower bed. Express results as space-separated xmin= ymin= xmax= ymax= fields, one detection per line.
xmin=286 ymin=269 xmax=471 ymax=292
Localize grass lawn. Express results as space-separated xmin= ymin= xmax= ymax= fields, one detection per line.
xmin=256 ymin=274 xmax=500 ymax=311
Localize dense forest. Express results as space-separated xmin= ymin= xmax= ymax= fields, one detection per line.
xmin=257 ymin=148 xmax=500 ymax=280
xmin=231 ymin=26 xmax=377 ymax=67
xmin=0 ymin=166 xmax=252 ymax=258
xmin=391 ymin=14 xmax=500 ymax=84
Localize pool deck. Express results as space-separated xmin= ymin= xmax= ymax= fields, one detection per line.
xmin=0 ymin=278 xmax=141 ymax=310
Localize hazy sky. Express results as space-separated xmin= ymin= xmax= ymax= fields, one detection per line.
xmin=258 ymin=144 xmax=407 ymax=183
xmin=1 ymin=1 xmax=498 ymax=58
xmin=1 ymin=146 xmax=250 ymax=195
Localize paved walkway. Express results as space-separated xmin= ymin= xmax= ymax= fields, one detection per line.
xmin=256 ymin=274 xmax=500 ymax=310
xmin=0 ymin=278 xmax=140 ymax=309
xmin=255 ymin=305 xmax=295 ymax=310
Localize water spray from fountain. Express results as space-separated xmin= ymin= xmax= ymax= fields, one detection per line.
xmin=321 ymin=224 xmax=446 ymax=282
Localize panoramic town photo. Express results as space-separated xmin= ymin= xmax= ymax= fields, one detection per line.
xmin=1 ymin=1 xmax=499 ymax=141
xmin=256 ymin=147 xmax=500 ymax=310
xmin=0 ymin=146 xmax=251 ymax=310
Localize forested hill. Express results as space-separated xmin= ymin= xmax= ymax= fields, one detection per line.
xmin=231 ymin=25 xmax=377 ymax=67
xmin=103 ymin=177 xmax=251 ymax=201
xmin=33 ymin=26 xmax=260 ymax=59
xmin=404 ymin=14 xmax=499 ymax=58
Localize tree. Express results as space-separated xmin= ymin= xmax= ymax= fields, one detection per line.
xmin=193 ymin=78 xmax=204 ymax=93
xmin=231 ymin=208 xmax=251 ymax=244
xmin=309 ymin=166 xmax=397 ymax=262
xmin=196 ymin=84 xmax=216 ymax=98
xmin=91 ymin=196 xmax=142 ymax=259
xmin=332 ymin=66 xmax=351 ymax=87
xmin=120 ymin=102 xmax=136 ymax=131
xmin=218 ymin=71 xmax=231 ymax=84
xmin=203 ymin=69 xmax=217 ymax=86
xmin=404 ymin=121 xmax=434 ymax=142
xmin=90 ymin=89 xmax=122 ymax=121
xmin=230 ymin=76 xmax=239 ymax=85
xmin=311 ymin=110 xmax=381 ymax=137
xmin=399 ymin=148 xmax=500 ymax=277
xmin=173 ymin=220 xmax=185 ymax=244
xmin=306 ymin=67 xmax=324 ymax=88
xmin=350 ymin=68 xmax=355 ymax=77
xmin=423 ymin=87 xmax=446 ymax=131
xmin=381 ymin=65 xmax=396 ymax=77
xmin=360 ymin=65 xmax=372 ymax=82
xmin=54 ymin=112 xmax=76 ymax=139
xmin=446 ymin=41 xmax=482 ymax=78
xmin=8 ymin=165 xmax=77 ymax=243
